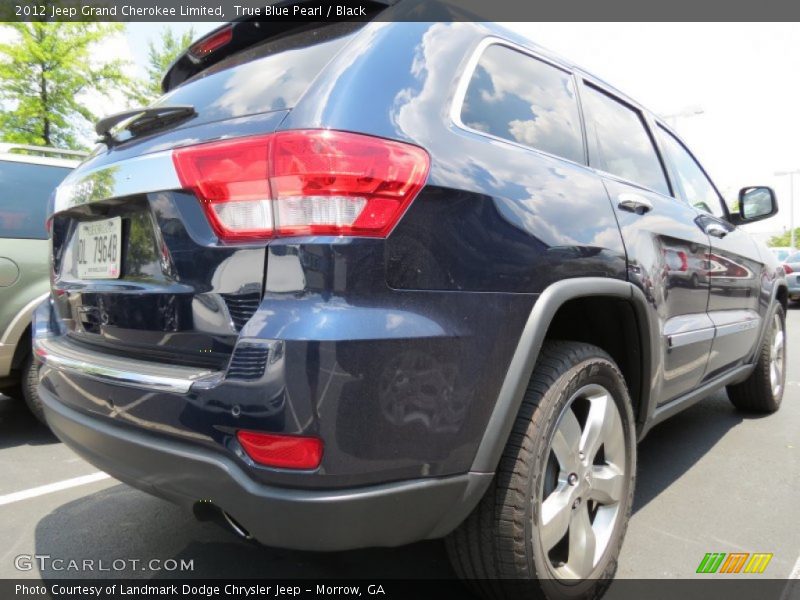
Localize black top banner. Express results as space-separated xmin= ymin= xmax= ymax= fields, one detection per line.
xmin=2 ymin=0 xmax=800 ymax=22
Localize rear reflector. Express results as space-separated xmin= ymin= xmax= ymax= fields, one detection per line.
xmin=172 ymin=130 xmax=430 ymax=241
xmin=236 ymin=430 xmax=323 ymax=470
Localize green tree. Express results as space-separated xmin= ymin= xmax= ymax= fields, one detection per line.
xmin=128 ymin=27 xmax=195 ymax=107
xmin=0 ymin=22 xmax=130 ymax=150
xmin=768 ymin=229 xmax=800 ymax=247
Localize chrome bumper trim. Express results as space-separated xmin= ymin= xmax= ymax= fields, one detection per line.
xmin=34 ymin=335 xmax=223 ymax=394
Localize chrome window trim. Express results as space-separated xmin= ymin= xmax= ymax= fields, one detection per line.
xmin=53 ymin=150 xmax=181 ymax=213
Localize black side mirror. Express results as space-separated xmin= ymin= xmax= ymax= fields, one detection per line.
xmin=733 ymin=186 xmax=778 ymax=224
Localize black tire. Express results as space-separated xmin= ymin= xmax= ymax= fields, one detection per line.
xmin=726 ymin=303 xmax=786 ymax=413
xmin=21 ymin=354 xmax=46 ymax=424
xmin=446 ymin=341 xmax=636 ymax=600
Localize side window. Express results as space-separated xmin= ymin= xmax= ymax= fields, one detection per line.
xmin=581 ymin=84 xmax=670 ymax=195
xmin=656 ymin=126 xmax=725 ymax=218
xmin=460 ymin=44 xmax=584 ymax=164
xmin=0 ymin=161 xmax=71 ymax=239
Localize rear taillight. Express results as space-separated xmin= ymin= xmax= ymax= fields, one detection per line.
xmin=784 ymin=264 xmax=794 ymax=274
xmin=172 ymin=130 xmax=430 ymax=242
xmin=236 ymin=430 xmax=323 ymax=470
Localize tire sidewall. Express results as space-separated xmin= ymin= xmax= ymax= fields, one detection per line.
xmin=22 ymin=354 xmax=46 ymax=424
xmin=526 ymin=356 xmax=636 ymax=599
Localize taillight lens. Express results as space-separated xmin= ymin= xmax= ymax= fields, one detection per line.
xmin=172 ymin=130 xmax=430 ymax=242
xmin=236 ymin=430 xmax=323 ymax=470
xmin=784 ymin=264 xmax=794 ymax=274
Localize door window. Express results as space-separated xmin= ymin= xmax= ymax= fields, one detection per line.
xmin=0 ymin=160 xmax=71 ymax=239
xmin=657 ymin=126 xmax=726 ymax=219
xmin=582 ymin=84 xmax=669 ymax=196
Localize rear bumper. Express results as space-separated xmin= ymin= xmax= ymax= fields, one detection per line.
xmin=41 ymin=385 xmax=491 ymax=551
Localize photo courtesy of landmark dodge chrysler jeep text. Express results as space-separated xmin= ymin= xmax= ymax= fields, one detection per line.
xmin=34 ymin=5 xmax=788 ymax=599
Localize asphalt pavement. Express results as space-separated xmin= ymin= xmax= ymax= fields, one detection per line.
xmin=0 ymin=305 xmax=798 ymax=584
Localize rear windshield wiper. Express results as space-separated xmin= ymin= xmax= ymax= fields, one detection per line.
xmin=95 ymin=105 xmax=196 ymax=146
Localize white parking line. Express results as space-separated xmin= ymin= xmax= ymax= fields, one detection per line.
xmin=0 ymin=472 xmax=111 ymax=507
xmin=780 ymin=554 xmax=800 ymax=600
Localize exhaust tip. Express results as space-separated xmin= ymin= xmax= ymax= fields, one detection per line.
xmin=192 ymin=501 xmax=252 ymax=540
xmin=222 ymin=510 xmax=252 ymax=540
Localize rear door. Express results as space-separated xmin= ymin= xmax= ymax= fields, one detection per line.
xmin=655 ymin=125 xmax=764 ymax=378
xmin=0 ymin=159 xmax=71 ymax=359
xmin=579 ymin=81 xmax=712 ymax=405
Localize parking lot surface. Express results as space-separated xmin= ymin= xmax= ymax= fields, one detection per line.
xmin=1 ymin=306 xmax=798 ymax=583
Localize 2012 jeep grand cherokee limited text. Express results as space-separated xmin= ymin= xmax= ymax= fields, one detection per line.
xmin=34 ymin=9 xmax=788 ymax=600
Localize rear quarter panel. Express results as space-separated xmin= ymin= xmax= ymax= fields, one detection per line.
xmin=0 ymin=238 xmax=50 ymax=374
xmin=285 ymin=21 xmax=627 ymax=293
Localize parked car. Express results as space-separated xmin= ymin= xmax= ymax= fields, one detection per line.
xmin=33 ymin=12 xmax=788 ymax=600
xmin=0 ymin=144 xmax=84 ymax=420
xmin=781 ymin=250 xmax=800 ymax=302
xmin=769 ymin=246 xmax=794 ymax=263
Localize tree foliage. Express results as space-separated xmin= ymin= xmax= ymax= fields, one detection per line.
xmin=767 ymin=228 xmax=800 ymax=248
xmin=0 ymin=22 xmax=130 ymax=150
xmin=128 ymin=26 xmax=194 ymax=107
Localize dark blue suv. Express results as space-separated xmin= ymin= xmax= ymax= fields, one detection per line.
xmin=35 ymin=9 xmax=788 ymax=599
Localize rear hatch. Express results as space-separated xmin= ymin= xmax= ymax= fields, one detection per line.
xmin=49 ymin=21 xmax=367 ymax=370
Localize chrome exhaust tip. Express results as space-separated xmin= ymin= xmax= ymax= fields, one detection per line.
xmin=192 ymin=501 xmax=252 ymax=540
xmin=221 ymin=510 xmax=252 ymax=540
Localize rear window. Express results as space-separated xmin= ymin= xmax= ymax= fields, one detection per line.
xmin=0 ymin=160 xmax=71 ymax=239
xmin=460 ymin=44 xmax=584 ymax=164
xmin=144 ymin=23 xmax=360 ymax=129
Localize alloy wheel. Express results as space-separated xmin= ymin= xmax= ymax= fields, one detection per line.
xmin=770 ymin=312 xmax=785 ymax=398
xmin=538 ymin=384 xmax=626 ymax=580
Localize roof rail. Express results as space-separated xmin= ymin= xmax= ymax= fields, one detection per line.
xmin=0 ymin=143 xmax=87 ymax=159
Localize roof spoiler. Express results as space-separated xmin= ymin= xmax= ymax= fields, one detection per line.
xmin=161 ymin=0 xmax=397 ymax=93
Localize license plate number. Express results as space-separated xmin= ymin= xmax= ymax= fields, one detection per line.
xmin=77 ymin=217 xmax=122 ymax=279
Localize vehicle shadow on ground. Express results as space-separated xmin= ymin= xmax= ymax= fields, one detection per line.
xmin=0 ymin=394 xmax=59 ymax=449
xmin=34 ymin=483 xmax=456 ymax=579
xmin=632 ymin=389 xmax=762 ymax=512
xmin=31 ymin=388 xmax=760 ymax=578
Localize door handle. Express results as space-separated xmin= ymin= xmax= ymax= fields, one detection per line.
xmin=617 ymin=193 xmax=653 ymax=215
xmin=705 ymin=222 xmax=729 ymax=239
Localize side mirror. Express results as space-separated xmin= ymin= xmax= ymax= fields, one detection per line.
xmin=734 ymin=186 xmax=778 ymax=224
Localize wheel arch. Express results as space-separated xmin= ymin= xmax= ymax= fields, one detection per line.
xmin=0 ymin=291 xmax=48 ymax=375
xmin=469 ymin=277 xmax=657 ymax=474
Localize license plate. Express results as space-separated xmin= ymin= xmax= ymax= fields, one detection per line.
xmin=77 ymin=217 xmax=122 ymax=279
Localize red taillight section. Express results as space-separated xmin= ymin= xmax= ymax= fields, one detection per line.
xmin=172 ymin=130 xmax=430 ymax=242
xmin=189 ymin=25 xmax=233 ymax=59
xmin=784 ymin=264 xmax=794 ymax=274
xmin=236 ymin=430 xmax=323 ymax=470
xmin=173 ymin=136 xmax=272 ymax=240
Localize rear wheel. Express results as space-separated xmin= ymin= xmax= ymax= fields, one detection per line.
xmin=727 ymin=304 xmax=786 ymax=413
xmin=446 ymin=341 xmax=636 ymax=600
xmin=21 ymin=354 xmax=46 ymax=424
